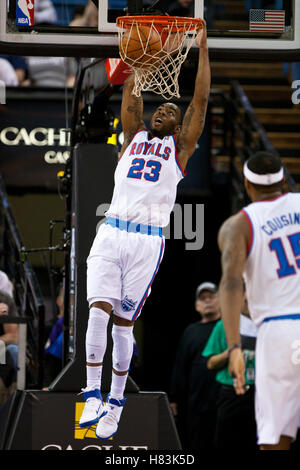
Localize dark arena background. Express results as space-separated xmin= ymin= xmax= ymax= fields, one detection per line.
xmin=0 ymin=0 xmax=299 ymax=453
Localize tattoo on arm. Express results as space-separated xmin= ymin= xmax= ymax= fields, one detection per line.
xmin=218 ymin=216 xmax=247 ymax=290
xmin=126 ymin=97 xmax=143 ymax=125
xmin=177 ymin=100 xmax=207 ymax=155
xmin=122 ymin=91 xmax=144 ymax=140
xmin=183 ymin=103 xmax=195 ymax=128
xmin=120 ymin=88 xmax=144 ymax=156
xmin=178 ymin=104 xmax=194 ymax=153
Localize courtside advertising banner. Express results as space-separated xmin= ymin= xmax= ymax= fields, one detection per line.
xmin=4 ymin=391 xmax=181 ymax=450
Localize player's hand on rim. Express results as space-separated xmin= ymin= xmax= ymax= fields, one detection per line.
xmin=195 ymin=20 xmax=207 ymax=48
xmin=229 ymin=348 xmax=246 ymax=395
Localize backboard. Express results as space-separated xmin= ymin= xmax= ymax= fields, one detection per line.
xmin=0 ymin=0 xmax=299 ymax=60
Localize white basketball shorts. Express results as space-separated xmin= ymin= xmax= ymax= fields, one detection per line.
xmin=255 ymin=318 xmax=300 ymax=445
xmin=86 ymin=219 xmax=165 ymax=321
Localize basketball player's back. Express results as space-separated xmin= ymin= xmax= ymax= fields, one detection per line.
xmin=242 ymin=192 xmax=300 ymax=326
xmin=241 ymin=192 xmax=300 ymax=449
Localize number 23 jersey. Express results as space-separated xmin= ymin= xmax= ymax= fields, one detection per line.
xmin=106 ymin=130 xmax=186 ymax=227
xmin=242 ymin=193 xmax=300 ymax=326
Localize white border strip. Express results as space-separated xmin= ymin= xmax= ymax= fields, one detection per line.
xmin=0 ymin=0 xmax=299 ymax=51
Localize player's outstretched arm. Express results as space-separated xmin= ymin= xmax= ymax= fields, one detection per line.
xmin=176 ymin=23 xmax=211 ymax=170
xmin=120 ymin=74 xmax=146 ymax=157
xmin=218 ymin=212 xmax=250 ymax=394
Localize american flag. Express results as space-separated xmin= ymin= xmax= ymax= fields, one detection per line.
xmin=249 ymin=9 xmax=285 ymax=32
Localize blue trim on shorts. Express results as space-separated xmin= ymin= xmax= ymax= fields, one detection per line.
xmin=131 ymin=237 xmax=165 ymax=322
xmin=263 ymin=313 xmax=300 ymax=323
xmin=105 ymin=217 xmax=162 ymax=237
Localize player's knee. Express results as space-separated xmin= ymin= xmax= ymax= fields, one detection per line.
xmin=113 ymin=314 xmax=134 ymax=327
xmin=85 ymin=306 xmax=110 ymax=358
xmin=112 ymin=324 xmax=134 ymax=372
xmin=90 ymin=301 xmax=112 ymax=314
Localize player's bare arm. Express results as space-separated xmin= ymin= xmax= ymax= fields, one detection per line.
xmin=218 ymin=212 xmax=249 ymax=344
xmin=218 ymin=212 xmax=250 ymax=394
xmin=120 ymin=74 xmax=145 ymax=157
xmin=176 ymin=24 xmax=211 ymax=170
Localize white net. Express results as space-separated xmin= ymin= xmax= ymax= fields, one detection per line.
xmin=117 ymin=17 xmax=202 ymax=101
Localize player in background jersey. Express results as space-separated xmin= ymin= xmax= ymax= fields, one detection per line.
xmin=218 ymin=151 xmax=300 ymax=451
xmin=79 ymin=26 xmax=211 ymax=439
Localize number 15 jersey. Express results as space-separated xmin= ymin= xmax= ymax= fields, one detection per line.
xmin=105 ymin=130 xmax=186 ymax=228
xmin=242 ymin=193 xmax=300 ymax=326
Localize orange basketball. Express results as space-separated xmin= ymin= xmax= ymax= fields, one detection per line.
xmin=120 ymin=25 xmax=162 ymax=68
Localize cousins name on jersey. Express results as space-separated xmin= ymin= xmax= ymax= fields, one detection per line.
xmin=129 ymin=140 xmax=172 ymax=161
xmin=261 ymin=211 xmax=300 ymax=236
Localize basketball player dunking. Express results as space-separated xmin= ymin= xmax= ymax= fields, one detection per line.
xmin=218 ymin=151 xmax=300 ymax=450
xmin=79 ymin=26 xmax=211 ymax=439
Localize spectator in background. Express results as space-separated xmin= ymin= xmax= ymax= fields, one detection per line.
xmin=24 ymin=56 xmax=77 ymax=88
xmin=0 ymin=271 xmax=19 ymax=372
xmin=23 ymin=0 xmax=77 ymax=88
xmin=0 ymin=290 xmax=19 ymax=371
xmin=0 ymin=289 xmax=18 ymax=405
xmin=202 ymin=293 xmax=258 ymax=451
xmin=0 ymin=271 xmax=14 ymax=298
xmin=0 ymin=56 xmax=28 ymax=85
xmin=34 ymin=0 xmax=57 ymax=25
xmin=69 ymin=0 xmax=98 ymax=27
xmin=169 ymin=282 xmax=221 ymax=451
xmin=72 ymin=5 xmax=86 ymax=23
xmin=0 ymin=59 xmax=19 ymax=86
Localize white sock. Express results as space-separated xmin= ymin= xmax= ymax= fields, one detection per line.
xmin=86 ymin=370 xmax=102 ymax=390
xmin=110 ymin=324 xmax=134 ymax=399
xmin=110 ymin=371 xmax=128 ymax=400
xmin=85 ymin=307 xmax=110 ymax=389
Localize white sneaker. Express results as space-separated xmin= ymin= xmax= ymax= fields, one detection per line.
xmin=79 ymin=387 xmax=105 ymax=428
xmin=95 ymin=394 xmax=126 ymax=439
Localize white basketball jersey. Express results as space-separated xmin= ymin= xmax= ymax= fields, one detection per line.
xmin=242 ymin=193 xmax=300 ymax=326
xmin=106 ymin=129 xmax=185 ymax=227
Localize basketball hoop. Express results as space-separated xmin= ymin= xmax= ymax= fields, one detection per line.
xmin=116 ymin=15 xmax=204 ymax=100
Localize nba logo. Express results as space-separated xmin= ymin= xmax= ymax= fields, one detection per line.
xmin=16 ymin=0 xmax=34 ymax=26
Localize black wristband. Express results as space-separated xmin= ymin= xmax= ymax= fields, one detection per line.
xmin=228 ymin=344 xmax=242 ymax=356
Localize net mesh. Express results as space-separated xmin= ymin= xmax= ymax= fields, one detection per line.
xmin=117 ymin=16 xmax=202 ymax=100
